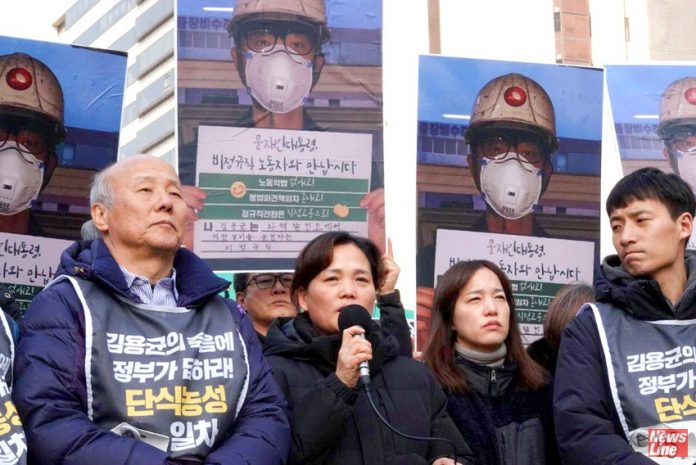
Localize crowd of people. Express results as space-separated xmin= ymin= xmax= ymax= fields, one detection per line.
xmin=0 ymin=156 xmax=690 ymax=465
xmin=1 ymin=1 xmax=695 ymax=464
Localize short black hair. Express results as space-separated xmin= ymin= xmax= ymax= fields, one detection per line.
xmin=606 ymin=167 xmax=696 ymax=219
xmin=233 ymin=273 xmax=250 ymax=293
xmin=291 ymin=232 xmax=384 ymax=308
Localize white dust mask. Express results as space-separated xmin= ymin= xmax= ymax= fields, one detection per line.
xmin=0 ymin=142 xmax=44 ymax=215
xmin=244 ymin=45 xmax=313 ymax=114
xmin=479 ymin=152 xmax=543 ymax=220
xmin=672 ymin=147 xmax=696 ymax=192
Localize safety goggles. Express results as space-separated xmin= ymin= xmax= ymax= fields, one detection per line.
xmin=0 ymin=119 xmax=51 ymax=156
xmin=664 ymin=128 xmax=696 ymax=153
xmin=248 ymin=273 xmax=294 ymax=290
xmin=237 ymin=21 xmax=320 ymax=56
xmin=471 ymin=131 xmax=547 ymax=165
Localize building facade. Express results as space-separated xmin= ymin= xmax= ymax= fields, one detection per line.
xmin=54 ymin=0 xmax=176 ymax=165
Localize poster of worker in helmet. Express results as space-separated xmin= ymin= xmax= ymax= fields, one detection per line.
xmin=0 ymin=36 xmax=126 ymax=313
xmin=177 ymin=0 xmax=385 ymax=272
xmin=606 ymin=65 xmax=696 ymax=184
xmin=415 ymin=56 xmax=603 ymax=348
xmin=606 ymin=65 xmax=696 ymax=249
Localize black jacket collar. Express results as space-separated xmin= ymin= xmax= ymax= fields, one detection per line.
xmin=596 ymin=252 xmax=696 ymax=320
xmin=264 ymin=312 xmax=399 ymax=376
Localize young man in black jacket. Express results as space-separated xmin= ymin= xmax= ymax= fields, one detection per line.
xmin=554 ymin=167 xmax=696 ymax=464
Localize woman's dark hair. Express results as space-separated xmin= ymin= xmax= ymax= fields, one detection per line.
xmin=291 ymin=232 xmax=384 ymax=308
xmin=543 ymin=282 xmax=594 ymax=350
xmin=423 ymin=260 xmax=546 ymax=393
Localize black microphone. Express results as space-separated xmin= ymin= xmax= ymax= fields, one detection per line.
xmin=338 ymin=304 xmax=461 ymax=463
xmin=337 ymin=304 xmax=373 ymax=386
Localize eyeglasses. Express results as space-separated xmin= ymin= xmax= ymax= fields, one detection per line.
xmin=471 ymin=132 xmax=547 ymax=165
xmin=0 ymin=120 xmax=51 ymax=156
xmin=248 ymin=273 xmax=294 ymax=290
xmin=664 ymin=129 xmax=696 ymax=153
xmin=238 ymin=21 xmax=319 ymax=56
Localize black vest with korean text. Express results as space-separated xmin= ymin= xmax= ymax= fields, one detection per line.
xmin=0 ymin=306 xmax=26 ymax=465
xmin=589 ymin=302 xmax=696 ymax=464
xmin=54 ymin=275 xmax=249 ymax=460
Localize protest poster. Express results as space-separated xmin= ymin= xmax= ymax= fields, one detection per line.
xmin=606 ymin=64 xmax=696 ymax=248
xmin=177 ymin=0 xmax=386 ymax=268
xmin=194 ymin=126 xmax=371 ymax=269
xmin=434 ymin=229 xmax=594 ymax=343
xmin=0 ymin=233 xmax=71 ymax=312
xmin=415 ymin=56 xmax=602 ymax=348
xmin=0 ymin=36 xmax=125 ymax=313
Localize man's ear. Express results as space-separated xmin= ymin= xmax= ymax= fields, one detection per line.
xmin=91 ymin=203 xmax=110 ymax=233
xmin=467 ymin=153 xmax=482 ymax=191
xmin=236 ymin=291 xmax=246 ymax=307
xmin=297 ymin=288 xmax=308 ymax=310
xmin=678 ymin=212 xmax=693 ymax=243
xmin=664 ymin=147 xmax=680 ymax=175
xmin=311 ymin=53 xmax=325 ymax=88
xmin=40 ymin=154 xmax=59 ymax=191
xmin=231 ymin=47 xmax=248 ymax=87
xmin=540 ymin=157 xmax=555 ymax=196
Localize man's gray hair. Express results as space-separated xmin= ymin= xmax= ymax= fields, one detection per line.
xmin=90 ymin=167 xmax=114 ymax=208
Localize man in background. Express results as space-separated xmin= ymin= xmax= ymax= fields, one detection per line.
xmin=234 ymin=272 xmax=296 ymax=342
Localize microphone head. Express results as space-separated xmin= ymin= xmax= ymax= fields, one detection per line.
xmin=337 ymin=304 xmax=373 ymax=333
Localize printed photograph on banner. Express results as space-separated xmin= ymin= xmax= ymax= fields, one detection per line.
xmin=434 ymin=230 xmax=594 ymax=345
xmin=605 ymin=64 xmax=696 ymax=249
xmin=415 ymin=56 xmax=603 ymax=349
xmin=177 ymin=0 xmax=385 ymax=271
xmin=0 ymin=36 xmax=126 ymax=312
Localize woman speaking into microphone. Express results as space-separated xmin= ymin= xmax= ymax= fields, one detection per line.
xmin=263 ymin=232 xmax=471 ymax=465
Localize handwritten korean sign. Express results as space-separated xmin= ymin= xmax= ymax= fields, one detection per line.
xmin=434 ymin=229 xmax=595 ymax=343
xmin=195 ymin=126 xmax=372 ymax=270
xmin=0 ymin=233 xmax=70 ymax=313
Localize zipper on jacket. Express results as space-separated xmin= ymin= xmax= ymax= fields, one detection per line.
xmin=489 ymin=369 xmax=497 ymax=396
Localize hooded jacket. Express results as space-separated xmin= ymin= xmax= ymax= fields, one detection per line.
xmin=553 ymin=252 xmax=696 ymax=465
xmin=13 ymin=239 xmax=290 ymax=465
xmin=263 ymin=312 xmax=473 ymax=465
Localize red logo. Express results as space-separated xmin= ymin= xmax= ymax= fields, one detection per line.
xmin=648 ymin=429 xmax=688 ymax=458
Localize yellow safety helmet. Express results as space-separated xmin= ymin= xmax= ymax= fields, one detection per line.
xmin=657 ymin=76 xmax=696 ymax=138
xmin=0 ymin=52 xmax=65 ymax=142
xmin=228 ymin=0 xmax=329 ymax=43
xmin=466 ymin=73 xmax=558 ymax=152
